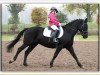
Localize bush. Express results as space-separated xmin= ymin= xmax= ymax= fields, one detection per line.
xmin=31 ymin=7 xmax=47 ymax=26
xmin=56 ymin=11 xmax=68 ymax=23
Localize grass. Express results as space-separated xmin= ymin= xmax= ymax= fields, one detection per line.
xmin=74 ymin=35 xmax=98 ymax=41
xmin=2 ymin=34 xmax=14 ymax=41
xmin=2 ymin=34 xmax=98 ymax=41
xmin=2 ymin=21 xmax=98 ymax=32
xmin=88 ymin=22 xmax=98 ymax=30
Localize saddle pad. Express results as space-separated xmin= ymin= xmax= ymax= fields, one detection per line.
xmin=43 ymin=26 xmax=64 ymax=38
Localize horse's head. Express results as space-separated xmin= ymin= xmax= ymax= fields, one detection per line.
xmin=78 ymin=18 xmax=88 ymax=39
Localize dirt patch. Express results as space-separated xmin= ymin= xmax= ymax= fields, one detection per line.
xmin=2 ymin=41 xmax=98 ymax=72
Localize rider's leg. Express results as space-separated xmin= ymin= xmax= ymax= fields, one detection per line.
xmin=50 ymin=25 xmax=59 ymax=43
xmin=53 ymin=30 xmax=59 ymax=42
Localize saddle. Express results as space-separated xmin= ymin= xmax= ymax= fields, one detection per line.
xmin=43 ymin=26 xmax=64 ymax=38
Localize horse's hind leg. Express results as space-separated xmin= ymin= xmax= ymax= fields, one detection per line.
xmin=23 ymin=43 xmax=38 ymax=66
xmin=9 ymin=44 xmax=28 ymax=64
xmin=66 ymin=46 xmax=82 ymax=68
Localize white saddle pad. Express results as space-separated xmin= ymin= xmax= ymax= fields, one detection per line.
xmin=43 ymin=26 xmax=64 ymax=38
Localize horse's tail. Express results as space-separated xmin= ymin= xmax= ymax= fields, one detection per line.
xmin=7 ymin=28 xmax=28 ymax=53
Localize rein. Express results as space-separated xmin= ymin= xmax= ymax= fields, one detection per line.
xmin=69 ymin=27 xmax=77 ymax=31
xmin=64 ymin=19 xmax=88 ymax=37
xmin=65 ymin=21 xmax=87 ymax=34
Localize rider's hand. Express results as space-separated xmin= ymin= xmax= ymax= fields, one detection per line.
xmin=51 ymin=25 xmax=58 ymax=30
xmin=59 ymin=23 xmax=61 ymax=26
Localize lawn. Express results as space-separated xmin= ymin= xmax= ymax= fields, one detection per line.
xmin=2 ymin=21 xmax=98 ymax=32
xmin=74 ymin=35 xmax=98 ymax=41
xmin=2 ymin=34 xmax=15 ymax=41
xmin=2 ymin=34 xmax=98 ymax=41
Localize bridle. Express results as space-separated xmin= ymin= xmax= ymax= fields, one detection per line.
xmin=80 ymin=21 xmax=88 ymax=36
xmin=69 ymin=27 xmax=77 ymax=31
xmin=69 ymin=21 xmax=88 ymax=35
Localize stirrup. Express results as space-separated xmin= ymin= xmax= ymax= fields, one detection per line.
xmin=53 ymin=38 xmax=58 ymax=43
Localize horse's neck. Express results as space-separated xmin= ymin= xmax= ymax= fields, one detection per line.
xmin=69 ymin=27 xmax=78 ymax=37
xmin=64 ymin=24 xmax=78 ymax=37
xmin=64 ymin=20 xmax=83 ymax=37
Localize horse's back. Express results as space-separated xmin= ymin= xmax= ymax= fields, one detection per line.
xmin=23 ymin=27 xmax=44 ymax=44
xmin=26 ymin=26 xmax=43 ymax=33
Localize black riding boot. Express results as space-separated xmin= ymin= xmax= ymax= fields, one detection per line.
xmin=51 ymin=30 xmax=59 ymax=43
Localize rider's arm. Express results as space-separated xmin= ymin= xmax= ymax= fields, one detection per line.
xmin=48 ymin=13 xmax=59 ymax=26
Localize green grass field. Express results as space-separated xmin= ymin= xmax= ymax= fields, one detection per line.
xmin=2 ymin=34 xmax=98 ymax=41
xmin=2 ymin=34 xmax=15 ymax=41
xmin=74 ymin=35 xmax=98 ymax=41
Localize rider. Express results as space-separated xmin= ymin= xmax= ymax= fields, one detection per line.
xmin=48 ymin=7 xmax=61 ymax=43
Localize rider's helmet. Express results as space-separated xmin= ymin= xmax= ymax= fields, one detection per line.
xmin=50 ymin=7 xmax=58 ymax=13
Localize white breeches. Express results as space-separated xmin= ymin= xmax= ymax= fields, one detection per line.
xmin=51 ymin=25 xmax=58 ymax=30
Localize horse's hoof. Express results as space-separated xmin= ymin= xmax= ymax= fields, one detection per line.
xmin=50 ymin=64 xmax=53 ymax=68
xmin=23 ymin=63 xmax=28 ymax=66
xmin=78 ymin=63 xmax=83 ymax=68
xmin=50 ymin=65 xmax=53 ymax=68
xmin=50 ymin=62 xmax=53 ymax=68
xmin=9 ymin=60 xmax=12 ymax=64
xmin=9 ymin=58 xmax=15 ymax=64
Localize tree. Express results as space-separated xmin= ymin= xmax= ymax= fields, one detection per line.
xmin=97 ymin=5 xmax=100 ymax=24
xmin=31 ymin=7 xmax=47 ymax=26
xmin=7 ymin=4 xmax=25 ymax=32
xmin=56 ymin=11 xmax=68 ymax=23
xmin=63 ymin=4 xmax=98 ymax=22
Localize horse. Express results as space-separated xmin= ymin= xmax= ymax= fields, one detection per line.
xmin=7 ymin=18 xmax=88 ymax=68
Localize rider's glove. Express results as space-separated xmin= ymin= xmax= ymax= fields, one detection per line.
xmin=59 ymin=23 xmax=61 ymax=26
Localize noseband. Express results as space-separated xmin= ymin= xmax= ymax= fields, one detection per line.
xmin=80 ymin=21 xmax=88 ymax=35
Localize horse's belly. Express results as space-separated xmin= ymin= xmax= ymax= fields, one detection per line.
xmin=39 ymin=43 xmax=55 ymax=48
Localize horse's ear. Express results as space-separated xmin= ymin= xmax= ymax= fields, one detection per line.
xmin=84 ymin=18 xmax=88 ymax=23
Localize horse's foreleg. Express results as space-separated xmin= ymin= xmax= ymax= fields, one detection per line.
xmin=23 ymin=43 xmax=38 ymax=66
xmin=66 ymin=46 xmax=82 ymax=68
xmin=50 ymin=45 xmax=62 ymax=68
xmin=9 ymin=44 xmax=27 ymax=64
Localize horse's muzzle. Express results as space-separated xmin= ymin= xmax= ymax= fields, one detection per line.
xmin=82 ymin=33 xmax=88 ymax=39
xmin=81 ymin=31 xmax=88 ymax=39
xmin=83 ymin=35 xmax=88 ymax=39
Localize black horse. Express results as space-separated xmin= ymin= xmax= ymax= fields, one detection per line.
xmin=7 ymin=18 xmax=88 ymax=68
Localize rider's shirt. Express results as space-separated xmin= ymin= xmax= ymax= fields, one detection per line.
xmin=48 ymin=12 xmax=59 ymax=27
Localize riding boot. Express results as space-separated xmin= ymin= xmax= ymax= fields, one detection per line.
xmin=52 ymin=30 xmax=59 ymax=43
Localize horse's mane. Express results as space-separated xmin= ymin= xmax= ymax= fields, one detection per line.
xmin=64 ymin=19 xmax=83 ymax=28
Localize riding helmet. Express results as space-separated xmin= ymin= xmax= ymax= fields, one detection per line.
xmin=50 ymin=7 xmax=58 ymax=13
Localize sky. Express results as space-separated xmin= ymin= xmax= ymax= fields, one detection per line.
xmin=2 ymin=4 xmax=86 ymax=24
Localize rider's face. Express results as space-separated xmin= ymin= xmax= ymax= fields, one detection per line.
xmin=51 ymin=10 xmax=56 ymax=15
